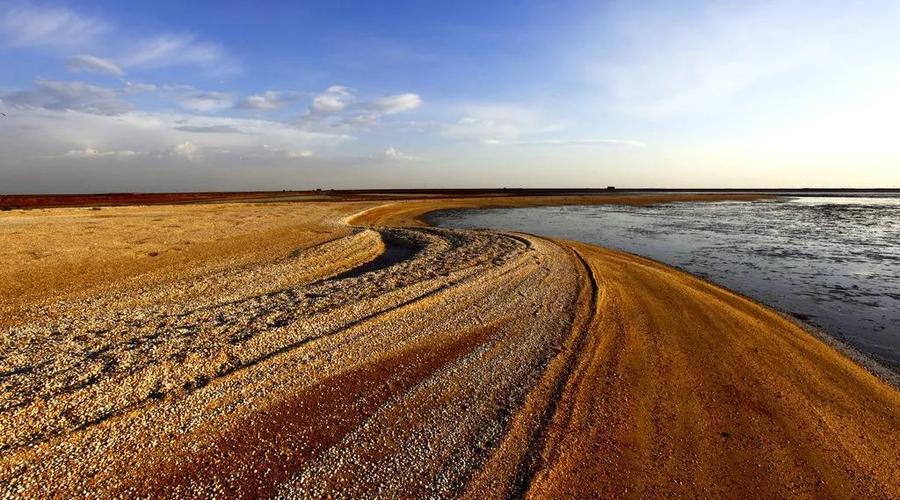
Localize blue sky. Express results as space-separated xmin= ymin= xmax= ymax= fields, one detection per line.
xmin=1 ymin=0 xmax=899 ymax=192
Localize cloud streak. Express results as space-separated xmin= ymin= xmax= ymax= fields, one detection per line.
xmin=297 ymin=86 xmax=423 ymax=129
xmin=172 ymin=88 xmax=236 ymax=113
xmin=1 ymin=4 xmax=236 ymax=75
xmin=67 ymin=54 xmax=124 ymax=76
xmin=124 ymin=34 xmax=234 ymax=72
xmin=383 ymin=147 xmax=423 ymax=161
xmin=368 ymin=93 xmax=423 ymax=115
xmin=238 ymin=91 xmax=303 ymax=112
xmin=64 ymin=147 xmax=137 ymax=158
xmin=442 ymin=104 xmax=558 ymax=143
xmin=173 ymin=125 xmax=244 ymax=134
xmin=0 ymin=5 xmax=106 ymax=49
xmin=0 ymin=105 xmax=351 ymax=168
xmin=1 ymin=80 xmax=131 ymax=115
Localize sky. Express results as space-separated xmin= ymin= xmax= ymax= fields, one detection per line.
xmin=1 ymin=0 xmax=899 ymax=193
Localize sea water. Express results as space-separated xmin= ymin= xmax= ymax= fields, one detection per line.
xmin=430 ymin=195 xmax=900 ymax=369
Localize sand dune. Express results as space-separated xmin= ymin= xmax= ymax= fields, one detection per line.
xmin=1 ymin=194 xmax=897 ymax=498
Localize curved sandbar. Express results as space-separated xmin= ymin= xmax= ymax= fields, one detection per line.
xmin=0 ymin=193 xmax=897 ymax=498
xmin=353 ymin=195 xmax=900 ymax=498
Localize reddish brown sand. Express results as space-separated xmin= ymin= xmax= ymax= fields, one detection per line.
xmin=0 ymin=193 xmax=897 ymax=498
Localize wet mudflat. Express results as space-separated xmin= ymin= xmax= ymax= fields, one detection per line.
xmin=431 ymin=195 xmax=900 ymax=369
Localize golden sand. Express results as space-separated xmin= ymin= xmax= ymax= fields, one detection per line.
xmin=1 ymin=193 xmax=897 ymax=498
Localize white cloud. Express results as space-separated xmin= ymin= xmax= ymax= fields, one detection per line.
xmin=383 ymin=147 xmax=422 ymax=161
xmin=310 ymin=85 xmax=354 ymax=115
xmin=173 ymin=89 xmax=235 ymax=112
xmin=238 ymin=90 xmax=302 ymax=111
xmin=64 ymin=147 xmax=137 ymax=158
xmin=297 ymin=87 xmax=423 ymax=130
xmin=0 ymin=5 xmax=106 ymax=48
xmin=168 ymin=141 xmax=199 ymax=160
xmin=368 ymin=93 xmax=422 ymax=115
xmin=1 ymin=5 xmax=236 ymax=75
xmin=1 ymin=80 xmax=131 ymax=115
xmin=174 ymin=124 xmax=243 ymax=133
xmin=67 ymin=54 xmax=124 ymax=76
xmin=124 ymin=81 xmax=157 ymax=93
xmin=259 ymin=144 xmax=314 ymax=158
xmin=0 ymin=105 xmax=350 ymax=164
xmin=58 ymin=143 xmax=211 ymax=163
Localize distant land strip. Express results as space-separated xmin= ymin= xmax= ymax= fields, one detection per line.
xmin=2 ymin=187 xmax=899 ymax=210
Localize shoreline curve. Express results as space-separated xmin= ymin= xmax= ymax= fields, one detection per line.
xmin=349 ymin=194 xmax=900 ymax=497
xmin=1 ymin=193 xmax=897 ymax=498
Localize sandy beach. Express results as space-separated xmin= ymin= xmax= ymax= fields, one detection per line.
xmin=1 ymin=193 xmax=898 ymax=498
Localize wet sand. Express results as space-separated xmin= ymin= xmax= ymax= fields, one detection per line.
xmin=1 ymin=193 xmax=897 ymax=498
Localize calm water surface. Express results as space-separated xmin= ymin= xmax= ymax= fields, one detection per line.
xmin=430 ymin=196 xmax=900 ymax=369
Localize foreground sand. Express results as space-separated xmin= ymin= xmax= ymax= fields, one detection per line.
xmin=1 ymin=194 xmax=897 ymax=498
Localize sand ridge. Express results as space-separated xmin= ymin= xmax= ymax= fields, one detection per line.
xmin=0 ymin=193 xmax=897 ymax=498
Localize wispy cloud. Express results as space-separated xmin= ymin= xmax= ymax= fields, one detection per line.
xmin=124 ymin=34 xmax=236 ymax=73
xmin=171 ymin=88 xmax=235 ymax=113
xmin=1 ymin=106 xmax=351 ymax=167
xmin=63 ymin=147 xmax=137 ymax=158
xmin=368 ymin=93 xmax=423 ymax=115
xmin=56 ymin=143 xmax=200 ymax=161
xmin=1 ymin=80 xmax=131 ymax=115
xmin=237 ymin=91 xmax=303 ymax=112
xmin=123 ymin=81 xmax=157 ymax=93
xmin=67 ymin=54 xmax=124 ymax=76
xmin=441 ymin=104 xmax=558 ymax=143
xmin=0 ymin=4 xmax=106 ymax=49
xmin=173 ymin=124 xmax=244 ymax=134
xmin=297 ymin=86 xmax=423 ymax=129
xmin=1 ymin=5 xmax=236 ymax=75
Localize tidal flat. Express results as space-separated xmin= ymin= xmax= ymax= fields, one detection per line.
xmin=431 ymin=195 xmax=900 ymax=370
xmin=1 ymin=192 xmax=898 ymax=498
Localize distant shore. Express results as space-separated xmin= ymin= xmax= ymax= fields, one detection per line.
xmin=2 ymin=187 xmax=899 ymax=210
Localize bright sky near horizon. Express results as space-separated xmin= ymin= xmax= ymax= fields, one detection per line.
xmin=1 ymin=0 xmax=899 ymax=193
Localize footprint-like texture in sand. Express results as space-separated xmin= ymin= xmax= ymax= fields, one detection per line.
xmin=0 ymin=195 xmax=897 ymax=498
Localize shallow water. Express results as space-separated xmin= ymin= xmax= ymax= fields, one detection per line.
xmin=430 ymin=196 xmax=900 ymax=369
